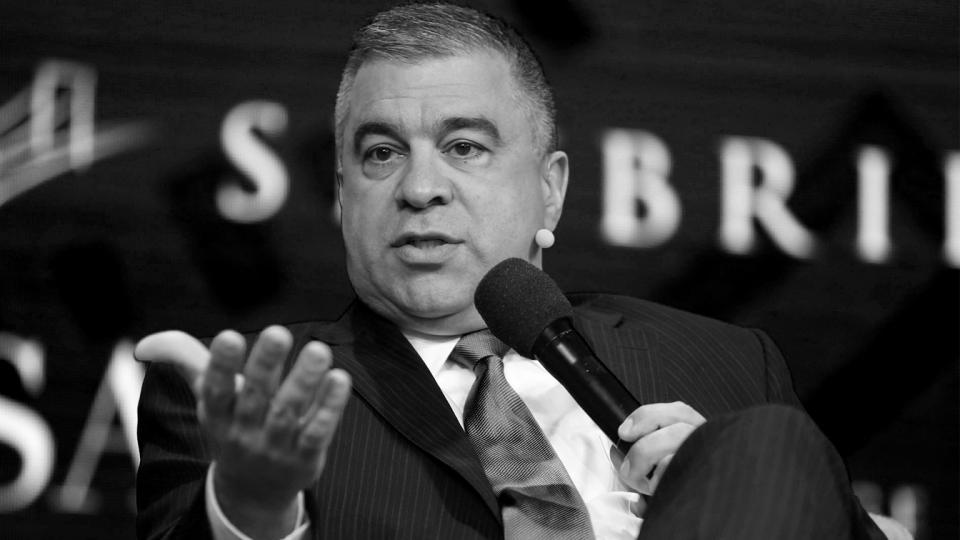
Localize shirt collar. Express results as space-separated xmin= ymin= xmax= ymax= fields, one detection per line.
xmin=402 ymin=330 xmax=461 ymax=377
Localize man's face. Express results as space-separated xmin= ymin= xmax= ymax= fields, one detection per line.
xmin=338 ymin=51 xmax=567 ymax=335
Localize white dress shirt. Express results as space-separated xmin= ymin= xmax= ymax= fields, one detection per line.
xmin=206 ymin=332 xmax=642 ymax=540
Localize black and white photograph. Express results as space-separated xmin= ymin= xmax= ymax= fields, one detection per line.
xmin=0 ymin=1 xmax=956 ymax=539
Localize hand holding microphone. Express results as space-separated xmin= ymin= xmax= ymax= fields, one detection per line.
xmin=474 ymin=258 xmax=705 ymax=495
xmin=616 ymin=402 xmax=705 ymax=495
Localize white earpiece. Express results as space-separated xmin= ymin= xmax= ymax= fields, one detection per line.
xmin=535 ymin=228 xmax=555 ymax=249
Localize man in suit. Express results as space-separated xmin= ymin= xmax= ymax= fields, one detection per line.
xmin=136 ymin=3 xmax=895 ymax=539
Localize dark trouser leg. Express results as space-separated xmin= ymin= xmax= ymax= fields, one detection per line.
xmin=638 ymin=404 xmax=886 ymax=540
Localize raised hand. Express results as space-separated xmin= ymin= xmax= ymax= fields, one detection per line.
xmin=135 ymin=325 xmax=352 ymax=537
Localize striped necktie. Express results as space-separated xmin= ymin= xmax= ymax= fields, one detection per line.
xmin=451 ymin=330 xmax=595 ymax=539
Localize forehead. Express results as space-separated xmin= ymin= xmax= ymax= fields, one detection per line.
xmin=345 ymin=52 xmax=527 ymax=136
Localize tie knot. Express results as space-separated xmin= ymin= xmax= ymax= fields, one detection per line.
xmin=450 ymin=329 xmax=510 ymax=369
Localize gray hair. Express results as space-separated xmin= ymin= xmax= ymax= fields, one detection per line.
xmin=334 ymin=3 xmax=557 ymax=159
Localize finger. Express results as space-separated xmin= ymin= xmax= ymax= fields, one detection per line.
xmin=201 ymin=330 xmax=246 ymax=428
xmin=297 ymin=368 xmax=351 ymax=459
xmin=265 ymin=341 xmax=333 ymax=448
xmin=618 ymin=401 xmax=705 ymax=441
xmin=618 ymin=401 xmax=706 ymax=441
xmin=646 ymin=453 xmax=674 ymax=494
xmin=629 ymin=422 xmax=696 ymax=476
xmin=620 ymin=422 xmax=696 ymax=492
xmin=234 ymin=326 xmax=293 ymax=429
xmin=134 ymin=331 xmax=209 ymax=390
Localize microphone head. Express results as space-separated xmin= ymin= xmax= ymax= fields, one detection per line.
xmin=474 ymin=257 xmax=573 ymax=358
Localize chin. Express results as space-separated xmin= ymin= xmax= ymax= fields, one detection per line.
xmin=352 ymin=263 xmax=487 ymax=333
xmin=400 ymin=294 xmax=469 ymax=320
xmin=391 ymin=287 xmax=485 ymax=334
xmin=408 ymin=310 xmax=486 ymax=336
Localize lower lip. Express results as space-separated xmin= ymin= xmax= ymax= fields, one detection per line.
xmin=394 ymin=241 xmax=460 ymax=265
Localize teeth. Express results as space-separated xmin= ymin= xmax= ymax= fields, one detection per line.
xmin=409 ymin=239 xmax=445 ymax=248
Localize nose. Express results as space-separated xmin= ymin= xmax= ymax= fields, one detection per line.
xmin=395 ymin=151 xmax=452 ymax=210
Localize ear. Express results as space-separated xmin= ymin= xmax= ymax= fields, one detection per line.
xmin=541 ymin=151 xmax=569 ymax=230
xmin=335 ymin=169 xmax=344 ymax=223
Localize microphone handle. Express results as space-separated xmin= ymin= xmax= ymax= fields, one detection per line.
xmin=532 ymin=318 xmax=641 ymax=456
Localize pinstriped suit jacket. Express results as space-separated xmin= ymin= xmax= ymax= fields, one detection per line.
xmin=136 ymin=293 xmax=802 ymax=540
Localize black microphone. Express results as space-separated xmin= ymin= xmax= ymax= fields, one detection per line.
xmin=475 ymin=258 xmax=640 ymax=455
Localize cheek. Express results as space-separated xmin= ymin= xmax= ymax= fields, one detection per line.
xmin=491 ymin=179 xmax=544 ymax=226
xmin=473 ymin=193 xmax=541 ymax=254
xmin=340 ymin=196 xmax=381 ymax=264
xmin=341 ymin=184 xmax=382 ymax=229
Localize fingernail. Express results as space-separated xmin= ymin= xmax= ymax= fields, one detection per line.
xmin=618 ymin=417 xmax=634 ymax=438
xmin=619 ymin=458 xmax=630 ymax=477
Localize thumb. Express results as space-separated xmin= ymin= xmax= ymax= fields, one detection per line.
xmin=135 ymin=330 xmax=210 ymax=390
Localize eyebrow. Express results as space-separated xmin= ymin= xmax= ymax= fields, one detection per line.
xmin=351 ymin=116 xmax=504 ymax=155
xmin=438 ymin=116 xmax=503 ymax=146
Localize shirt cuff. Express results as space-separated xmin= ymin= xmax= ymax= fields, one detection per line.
xmin=205 ymin=462 xmax=310 ymax=540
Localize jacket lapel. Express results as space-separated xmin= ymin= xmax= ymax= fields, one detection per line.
xmin=312 ymin=301 xmax=501 ymax=521
xmin=308 ymin=296 xmax=660 ymax=523
xmin=572 ymin=299 xmax=661 ymax=407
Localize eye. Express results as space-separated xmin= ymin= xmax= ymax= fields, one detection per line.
xmin=445 ymin=141 xmax=486 ymax=160
xmin=361 ymin=144 xmax=406 ymax=178
xmin=365 ymin=145 xmax=401 ymax=163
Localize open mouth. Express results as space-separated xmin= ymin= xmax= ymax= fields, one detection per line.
xmin=405 ymin=238 xmax=448 ymax=249
xmin=391 ymin=233 xmax=459 ymax=249
xmin=390 ymin=233 xmax=462 ymax=263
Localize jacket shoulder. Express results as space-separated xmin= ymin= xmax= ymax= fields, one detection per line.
xmin=569 ymin=292 xmax=754 ymax=339
xmin=568 ymin=292 xmax=798 ymax=411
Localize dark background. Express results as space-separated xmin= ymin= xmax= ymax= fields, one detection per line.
xmin=0 ymin=1 xmax=956 ymax=538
